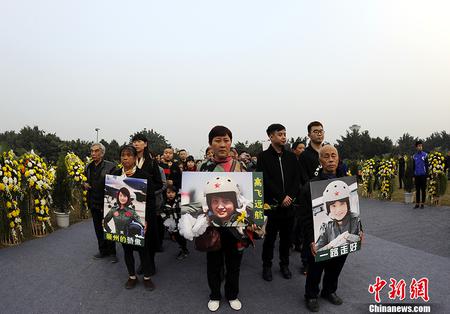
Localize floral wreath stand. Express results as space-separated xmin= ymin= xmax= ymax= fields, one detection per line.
xmin=1 ymin=232 xmax=21 ymax=246
xmin=31 ymin=217 xmax=49 ymax=237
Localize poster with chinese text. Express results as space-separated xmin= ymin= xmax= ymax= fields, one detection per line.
xmin=310 ymin=176 xmax=362 ymax=262
xmin=103 ymin=175 xmax=147 ymax=247
xmin=181 ymin=172 xmax=264 ymax=227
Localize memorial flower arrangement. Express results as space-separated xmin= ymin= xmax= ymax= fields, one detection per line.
xmin=361 ymin=159 xmax=376 ymax=197
xmin=19 ymin=152 xmax=53 ymax=228
xmin=65 ymin=152 xmax=88 ymax=217
xmin=378 ymin=158 xmax=396 ymax=200
xmin=0 ymin=150 xmax=24 ymax=243
xmin=427 ymin=151 xmax=447 ymax=204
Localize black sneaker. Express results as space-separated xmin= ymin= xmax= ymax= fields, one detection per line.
xmin=262 ymin=267 xmax=272 ymax=281
xmin=420 ymin=204 xmax=424 ymax=209
xmin=305 ymin=298 xmax=319 ymax=312
xmin=110 ymin=255 xmax=119 ymax=264
xmin=321 ymin=292 xmax=343 ymax=305
xmin=414 ymin=204 xmax=419 ymax=209
xmin=93 ymin=253 xmax=107 ymax=259
xmin=280 ymin=265 xmax=292 ymax=279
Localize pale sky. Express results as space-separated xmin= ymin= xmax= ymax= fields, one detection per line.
xmin=1 ymin=0 xmax=449 ymax=158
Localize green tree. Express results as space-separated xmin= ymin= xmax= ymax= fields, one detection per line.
xmin=424 ymin=131 xmax=450 ymax=151
xmin=396 ymin=133 xmax=419 ymax=155
xmin=129 ymin=128 xmax=170 ymax=156
xmin=234 ymin=141 xmax=263 ymax=157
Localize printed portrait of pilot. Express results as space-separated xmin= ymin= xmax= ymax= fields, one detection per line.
xmin=204 ymin=176 xmax=253 ymax=227
xmin=103 ymin=187 xmax=144 ymax=237
xmin=316 ymin=180 xmax=362 ymax=251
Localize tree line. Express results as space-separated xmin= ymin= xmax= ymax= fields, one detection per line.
xmin=0 ymin=126 xmax=448 ymax=164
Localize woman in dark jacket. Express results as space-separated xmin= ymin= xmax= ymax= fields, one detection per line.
xmin=112 ymin=145 xmax=157 ymax=291
xmin=132 ymin=133 xmax=163 ymax=274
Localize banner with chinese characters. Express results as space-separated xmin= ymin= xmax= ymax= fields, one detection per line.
xmin=181 ymin=172 xmax=264 ymax=227
xmin=103 ymin=175 xmax=147 ymax=247
xmin=310 ymin=176 xmax=362 ymax=262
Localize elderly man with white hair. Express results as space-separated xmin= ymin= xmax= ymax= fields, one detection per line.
xmin=84 ymin=143 xmax=117 ymax=262
xmin=299 ymin=145 xmax=364 ymax=312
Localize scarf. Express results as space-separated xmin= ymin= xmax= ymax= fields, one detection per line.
xmin=121 ymin=166 xmax=137 ymax=177
xmin=136 ymin=157 xmax=145 ymax=169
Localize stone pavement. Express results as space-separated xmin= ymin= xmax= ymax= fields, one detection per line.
xmin=1 ymin=199 xmax=448 ymax=313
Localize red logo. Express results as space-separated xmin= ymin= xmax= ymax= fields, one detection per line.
xmin=368 ymin=276 xmax=387 ymax=303
xmin=369 ymin=277 xmax=429 ymax=303
xmin=113 ymin=211 xmax=119 ymax=217
xmin=125 ymin=211 xmax=132 ymax=217
xmin=410 ymin=278 xmax=429 ymax=302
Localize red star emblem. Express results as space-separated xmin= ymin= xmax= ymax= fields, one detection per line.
xmin=214 ymin=183 xmax=221 ymax=189
xmin=335 ymin=191 xmax=340 ymax=196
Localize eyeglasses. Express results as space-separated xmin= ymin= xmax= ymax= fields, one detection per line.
xmin=312 ymin=129 xmax=324 ymax=135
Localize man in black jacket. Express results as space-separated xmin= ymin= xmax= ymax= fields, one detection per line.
xmin=299 ymin=145 xmax=363 ymax=312
xmin=84 ymin=143 xmax=117 ymax=262
xmin=257 ymin=123 xmax=301 ymax=281
xmin=296 ymin=121 xmax=325 ymax=275
xmin=299 ymin=121 xmax=325 ymax=185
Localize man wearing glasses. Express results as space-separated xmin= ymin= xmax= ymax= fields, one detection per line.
xmin=297 ymin=121 xmax=325 ymax=276
xmin=299 ymin=121 xmax=325 ymax=184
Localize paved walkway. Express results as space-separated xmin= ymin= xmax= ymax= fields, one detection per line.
xmin=1 ymin=199 xmax=448 ymax=313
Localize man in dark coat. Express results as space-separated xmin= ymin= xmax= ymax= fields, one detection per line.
xmin=299 ymin=145 xmax=363 ymax=312
xmin=257 ymin=123 xmax=301 ymax=281
xmin=84 ymin=143 xmax=117 ymax=262
xmin=297 ymin=121 xmax=325 ymax=274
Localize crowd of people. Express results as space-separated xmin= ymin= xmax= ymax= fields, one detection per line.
xmin=83 ymin=121 xmax=363 ymax=312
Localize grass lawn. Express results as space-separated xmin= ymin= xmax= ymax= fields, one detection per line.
xmin=361 ymin=175 xmax=450 ymax=206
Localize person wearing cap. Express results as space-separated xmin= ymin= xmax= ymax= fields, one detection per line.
xmin=132 ymin=133 xmax=163 ymax=275
xmin=299 ymin=145 xmax=364 ymax=312
xmin=111 ymin=145 xmax=157 ymax=291
xmin=315 ymin=181 xmax=361 ymax=251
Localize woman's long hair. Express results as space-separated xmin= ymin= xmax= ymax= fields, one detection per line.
xmin=116 ymin=187 xmax=132 ymax=208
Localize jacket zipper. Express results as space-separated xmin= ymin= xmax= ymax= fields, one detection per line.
xmin=279 ymin=156 xmax=285 ymax=193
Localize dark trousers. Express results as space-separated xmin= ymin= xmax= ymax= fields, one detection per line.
xmin=305 ymin=253 xmax=348 ymax=299
xmin=157 ymin=215 xmax=165 ymax=249
xmin=398 ymin=173 xmax=404 ymax=189
xmin=262 ymin=213 xmax=295 ymax=267
xmin=174 ymin=232 xmax=188 ymax=251
xmin=414 ymin=175 xmax=427 ymax=204
xmin=143 ymin=214 xmax=158 ymax=274
xmin=292 ymin=215 xmax=308 ymax=267
xmin=207 ymin=230 xmax=243 ymax=301
xmin=90 ymin=207 xmax=116 ymax=255
xmin=122 ymin=244 xmax=151 ymax=277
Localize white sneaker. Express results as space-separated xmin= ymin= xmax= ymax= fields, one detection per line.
xmin=208 ymin=300 xmax=220 ymax=312
xmin=229 ymin=299 xmax=242 ymax=311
